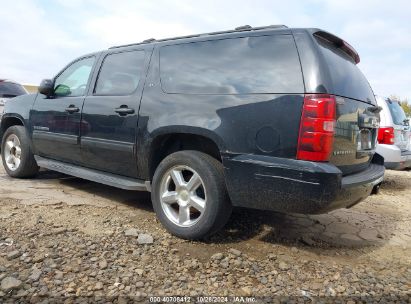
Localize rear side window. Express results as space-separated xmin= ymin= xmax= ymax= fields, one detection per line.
xmin=315 ymin=37 xmax=375 ymax=103
xmin=95 ymin=50 xmax=145 ymax=96
xmin=0 ymin=82 xmax=27 ymax=97
xmin=160 ymin=35 xmax=304 ymax=94
xmin=387 ymin=99 xmax=407 ymax=125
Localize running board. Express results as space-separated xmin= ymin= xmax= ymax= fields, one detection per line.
xmin=34 ymin=156 xmax=149 ymax=191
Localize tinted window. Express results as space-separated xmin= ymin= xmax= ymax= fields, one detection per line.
xmin=387 ymin=99 xmax=407 ymax=125
xmin=95 ymin=51 xmax=145 ymax=95
xmin=0 ymin=82 xmax=27 ymax=97
xmin=54 ymin=57 xmax=95 ymax=97
xmin=316 ymin=38 xmax=375 ymax=103
xmin=160 ymin=35 xmax=304 ymax=94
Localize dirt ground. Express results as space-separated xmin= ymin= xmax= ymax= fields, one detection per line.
xmin=0 ymin=164 xmax=410 ymax=303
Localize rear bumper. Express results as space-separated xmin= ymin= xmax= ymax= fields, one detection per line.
xmin=385 ymin=150 xmax=411 ymax=170
xmin=376 ymin=144 xmax=411 ymax=170
xmin=222 ymin=153 xmax=385 ymax=214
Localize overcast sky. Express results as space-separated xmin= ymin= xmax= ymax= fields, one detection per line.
xmin=1 ymin=0 xmax=410 ymax=100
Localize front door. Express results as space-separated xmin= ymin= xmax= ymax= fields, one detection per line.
xmin=80 ymin=48 xmax=151 ymax=177
xmin=31 ymin=56 xmax=97 ymax=164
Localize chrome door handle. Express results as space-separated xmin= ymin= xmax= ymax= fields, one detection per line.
xmin=65 ymin=105 xmax=79 ymax=113
xmin=115 ymin=107 xmax=135 ymax=116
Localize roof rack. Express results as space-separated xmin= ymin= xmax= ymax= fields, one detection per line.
xmin=234 ymin=25 xmax=252 ymax=30
xmin=109 ymin=24 xmax=288 ymax=49
xmin=142 ymin=38 xmax=156 ymax=43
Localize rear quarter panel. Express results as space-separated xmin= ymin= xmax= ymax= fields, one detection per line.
xmin=136 ymin=43 xmax=304 ymax=179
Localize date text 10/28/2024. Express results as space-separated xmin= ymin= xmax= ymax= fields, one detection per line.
xmin=149 ymin=296 xmax=257 ymax=303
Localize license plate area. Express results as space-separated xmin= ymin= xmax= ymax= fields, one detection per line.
xmin=401 ymin=130 xmax=407 ymax=142
xmin=357 ymin=129 xmax=372 ymax=150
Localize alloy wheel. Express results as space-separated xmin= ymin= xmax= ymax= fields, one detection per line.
xmin=4 ymin=134 xmax=22 ymax=171
xmin=159 ymin=165 xmax=207 ymax=227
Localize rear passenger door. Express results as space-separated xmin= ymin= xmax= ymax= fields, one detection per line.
xmin=80 ymin=48 xmax=152 ymax=177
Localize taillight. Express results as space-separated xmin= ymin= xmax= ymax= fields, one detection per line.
xmin=377 ymin=127 xmax=394 ymax=145
xmin=297 ymin=94 xmax=336 ymax=162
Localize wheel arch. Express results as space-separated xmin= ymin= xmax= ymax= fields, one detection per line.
xmin=146 ymin=128 xmax=226 ymax=180
xmin=0 ymin=114 xmax=26 ymax=145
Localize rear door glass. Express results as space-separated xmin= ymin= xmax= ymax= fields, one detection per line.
xmin=94 ymin=50 xmax=146 ymax=96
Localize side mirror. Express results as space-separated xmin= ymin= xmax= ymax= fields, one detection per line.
xmin=38 ymin=79 xmax=54 ymax=97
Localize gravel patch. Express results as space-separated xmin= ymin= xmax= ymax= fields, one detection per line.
xmin=0 ymin=167 xmax=410 ymax=302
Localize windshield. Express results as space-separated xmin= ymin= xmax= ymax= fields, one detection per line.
xmin=386 ymin=99 xmax=407 ymax=125
xmin=0 ymin=82 xmax=27 ymax=97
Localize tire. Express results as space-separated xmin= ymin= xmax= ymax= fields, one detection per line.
xmin=1 ymin=126 xmax=39 ymax=178
xmin=151 ymin=150 xmax=232 ymax=240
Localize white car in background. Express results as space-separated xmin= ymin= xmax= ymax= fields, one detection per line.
xmin=375 ymin=96 xmax=411 ymax=170
xmin=0 ymin=79 xmax=28 ymax=112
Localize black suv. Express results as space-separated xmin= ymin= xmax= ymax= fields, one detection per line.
xmin=0 ymin=25 xmax=384 ymax=239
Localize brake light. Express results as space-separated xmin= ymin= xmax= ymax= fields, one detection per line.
xmin=377 ymin=127 xmax=394 ymax=145
xmin=341 ymin=40 xmax=360 ymax=64
xmin=297 ymin=94 xmax=336 ymax=162
xmin=313 ymin=31 xmax=360 ymax=64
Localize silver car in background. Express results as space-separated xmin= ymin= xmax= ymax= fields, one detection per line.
xmin=375 ymin=96 xmax=411 ymax=170
xmin=0 ymin=79 xmax=28 ymax=112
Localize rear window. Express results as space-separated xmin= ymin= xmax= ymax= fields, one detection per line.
xmin=315 ymin=37 xmax=375 ymax=103
xmin=0 ymin=82 xmax=27 ymax=97
xmin=386 ymin=99 xmax=407 ymax=125
xmin=160 ymin=35 xmax=304 ymax=94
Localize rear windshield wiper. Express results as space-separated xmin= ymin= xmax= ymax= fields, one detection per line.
xmin=367 ymin=105 xmax=382 ymax=114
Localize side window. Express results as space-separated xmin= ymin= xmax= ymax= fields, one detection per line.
xmin=54 ymin=57 xmax=95 ymax=97
xmin=94 ymin=50 xmax=145 ymax=96
xmin=160 ymin=35 xmax=304 ymax=94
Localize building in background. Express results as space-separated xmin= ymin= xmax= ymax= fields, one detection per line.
xmin=23 ymin=84 xmax=39 ymax=93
